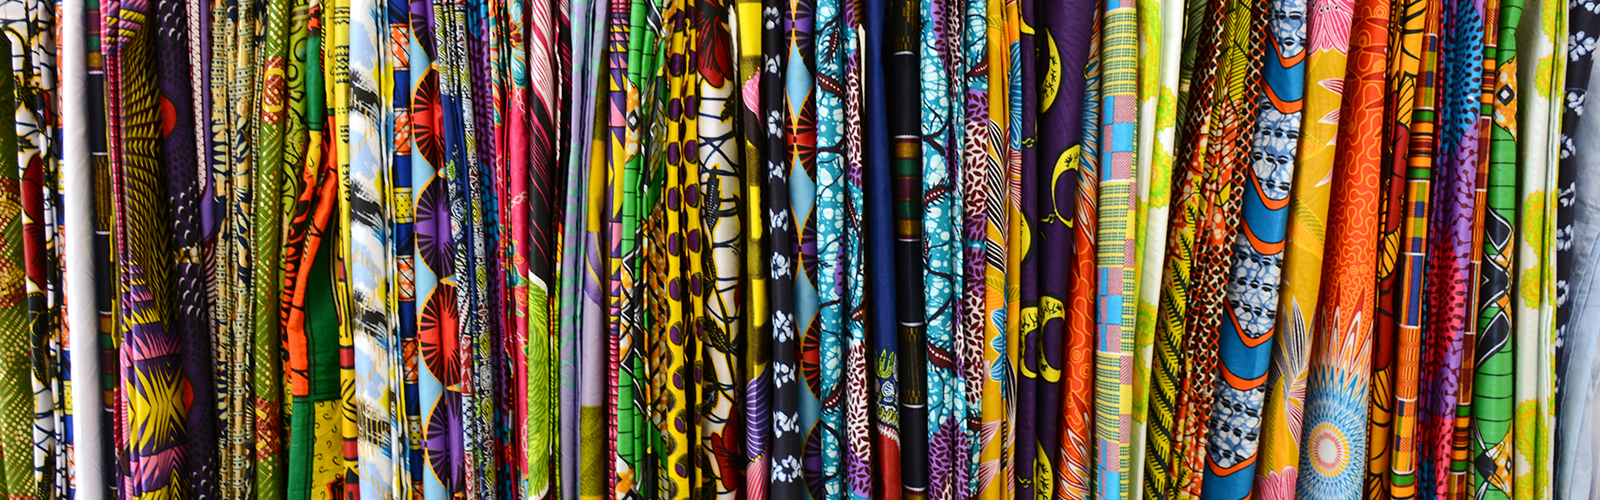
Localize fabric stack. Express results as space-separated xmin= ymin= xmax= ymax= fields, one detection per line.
xmin=0 ymin=0 xmax=1595 ymax=495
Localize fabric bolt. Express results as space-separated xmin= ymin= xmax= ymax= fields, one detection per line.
xmin=252 ymin=0 xmax=292 ymax=487
xmin=641 ymin=0 xmax=695 ymax=498
xmin=884 ymin=0 xmax=929 ymax=495
xmin=106 ymin=0 xmax=194 ymax=488
xmin=783 ymin=0 xmax=824 ymax=491
xmin=9 ymin=0 xmax=62 ymax=491
xmin=811 ymin=0 xmax=853 ymax=490
xmin=1554 ymin=34 xmax=1600 ymax=500
xmin=1127 ymin=0 xmax=1182 ymax=488
xmin=215 ymin=0 xmax=260 ymax=488
xmin=839 ymin=1 xmax=871 ymax=497
xmin=860 ymin=0 xmax=901 ymax=496
xmin=977 ymin=0 xmax=1016 ymax=495
xmin=1443 ymin=0 xmax=1499 ymax=494
xmin=1292 ymin=0 xmax=1389 ymax=495
xmin=1382 ymin=0 xmax=1444 ymax=496
xmin=957 ymin=0 xmax=988 ymax=495
xmin=557 ymin=0 xmax=599 ymax=494
xmin=388 ymin=0 xmax=421 ymax=492
xmin=919 ymin=0 xmax=967 ymax=490
xmin=61 ymin=0 xmax=109 ymax=490
xmin=765 ymin=0 xmax=806 ymax=486
xmin=695 ymin=0 xmax=746 ymax=491
xmin=1248 ymin=0 xmax=1349 ymax=496
xmin=616 ymin=0 xmax=652 ymax=491
xmin=1554 ymin=0 xmax=1600 ymax=489
xmin=1164 ymin=0 xmax=1269 ymax=494
xmin=1092 ymin=0 xmax=1138 ymax=492
xmin=105 ymin=0 xmax=127 ymax=490
xmin=0 ymin=35 xmax=24 ymax=500
xmin=731 ymin=0 xmax=768 ymax=495
xmin=1420 ymin=0 xmax=1478 ymax=493
xmin=281 ymin=25 xmax=350 ymax=500
xmin=1510 ymin=0 xmax=1564 ymax=497
xmin=1031 ymin=0 xmax=1095 ymax=491
xmin=1470 ymin=0 xmax=1527 ymax=494
xmin=349 ymin=0 xmax=399 ymax=489
xmin=1011 ymin=0 xmax=1037 ymax=485
xmin=1197 ymin=0 xmax=1306 ymax=494
xmin=1138 ymin=0 xmax=1229 ymax=486
xmin=1414 ymin=0 xmax=1483 ymax=493
xmin=1362 ymin=0 xmax=1428 ymax=488
xmin=152 ymin=0 xmax=217 ymax=492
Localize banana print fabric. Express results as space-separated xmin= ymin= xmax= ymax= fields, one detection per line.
xmin=12 ymin=0 xmax=1597 ymax=494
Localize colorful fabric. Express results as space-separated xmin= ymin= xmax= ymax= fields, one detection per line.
xmin=1092 ymin=0 xmax=1137 ymax=491
xmin=10 ymin=0 xmax=1592 ymax=497
xmin=1471 ymin=0 xmax=1527 ymax=496
xmin=1250 ymin=0 xmax=1349 ymax=494
xmin=1417 ymin=0 xmax=1483 ymax=493
xmin=1510 ymin=0 xmax=1564 ymax=498
xmin=0 ymin=34 xmax=26 ymax=500
xmin=1381 ymin=0 xmax=1443 ymax=495
xmin=1197 ymin=0 xmax=1306 ymax=493
xmin=1294 ymin=0 xmax=1389 ymax=495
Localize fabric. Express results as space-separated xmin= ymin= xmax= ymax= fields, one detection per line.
xmin=1127 ymin=0 xmax=1182 ymax=488
xmin=1380 ymin=0 xmax=1443 ymax=495
xmin=0 ymin=35 xmax=26 ymax=500
xmin=11 ymin=0 xmax=1593 ymax=497
xmin=1293 ymin=0 xmax=1389 ymax=495
xmin=1471 ymin=0 xmax=1526 ymax=495
xmin=60 ymin=0 xmax=108 ymax=490
xmin=1416 ymin=0 xmax=1482 ymax=493
xmin=1249 ymin=0 xmax=1348 ymax=494
xmin=1197 ymin=0 xmax=1305 ymax=493
xmin=1092 ymin=0 xmax=1137 ymax=492
xmin=1554 ymin=0 xmax=1600 ymax=491
xmin=1510 ymin=0 xmax=1564 ymax=497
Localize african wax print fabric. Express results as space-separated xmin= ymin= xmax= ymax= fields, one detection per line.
xmin=1470 ymin=0 xmax=1528 ymax=496
xmin=1295 ymin=0 xmax=1389 ymax=496
xmin=1196 ymin=0 xmax=1305 ymax=493
xmin=3 ymin=0 xmax=1587 ymax=498
xmin=1249 ymin=0 xmax=1348 ymax=495
xmin=1511 ymin=0 xmax=1564 ymax=498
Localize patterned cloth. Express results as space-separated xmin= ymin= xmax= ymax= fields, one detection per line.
xmin=1294 ymin=0 xmax=1390 ymax=496
xmin=7 ymin=0 xmax=1590 ymax=498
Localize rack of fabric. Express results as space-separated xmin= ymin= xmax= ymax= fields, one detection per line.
xmin=0 ymin=0 xmax=1592 ymax=495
